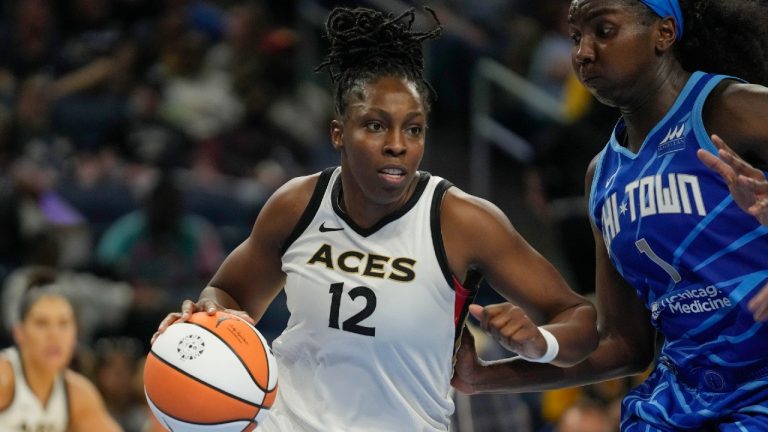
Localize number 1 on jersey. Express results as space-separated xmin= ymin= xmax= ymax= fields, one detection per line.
xmin=635 ymin=238 xmax=682 ymax=283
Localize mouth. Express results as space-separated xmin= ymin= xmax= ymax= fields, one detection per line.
xmin=580 ymin=74 xmax=599 ymax=84
xmin=378 ymin=166 xmax=408 ymax=185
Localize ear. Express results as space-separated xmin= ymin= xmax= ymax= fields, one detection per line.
xmin=655 ymin=17 xmax=677 ymax=53
xmin=330 ymin=119 xmax=344 ymax=150
xmin=12 ymin=324 xmax=22 ymax=346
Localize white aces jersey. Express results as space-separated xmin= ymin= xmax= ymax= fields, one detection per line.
xmin=0 ymin=347 xmax=70 ymax=432
xmin=259 ymin=168 xmax=479 ymax=432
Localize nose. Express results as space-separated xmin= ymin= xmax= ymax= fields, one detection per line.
xmin=384 ymin=131 xmax=407 ymax=157
xmin=574 ymin=36 xmax=595 ymax=65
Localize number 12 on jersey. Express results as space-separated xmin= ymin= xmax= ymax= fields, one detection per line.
xmin=328 ymin=282 xmax=377 ymax=336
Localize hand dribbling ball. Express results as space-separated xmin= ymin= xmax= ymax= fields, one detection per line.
xmin=144 ymin=311 xmax=278 ymax=431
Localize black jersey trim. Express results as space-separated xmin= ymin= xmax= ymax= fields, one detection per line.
xmin=280 ymin=167 xmax=336 ymax=255
xmin=430 ymin=179 xmax=457 ymax=289
xmin=63 ymin=373 xmax=71 ymax=431
xmin=331 ymin=171 xmax=431 ymax=238
xmin=453 ymin=270 xmax=483 ymax=344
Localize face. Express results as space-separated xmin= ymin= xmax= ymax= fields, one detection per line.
xmin=14 ymin=295 xmax=77 ymax=373
xmin=568 ymin=0 xmax=662 ymax=107
xmin=331 ymin=75 xmax=426 ymax=212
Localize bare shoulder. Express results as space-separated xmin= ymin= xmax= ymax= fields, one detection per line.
xmin=585 ymin=152 xmax=602 ymax=196
xmin=704 ymin=80 xmax=768 ymax=155
xmin=64 ymin=369 xmax=101 ymax=405
xmin=440 ymin=186 xmax=524 ymax=277
xmin=64 ymin=370 xmax=122 ymax=431
xmin=441 ymin=187 xmax=514 ymax=233
xmin=0 ymin=354 xmax=13 ymax=410
xmin=253 ymin=171 xmax=326 ymax=247
xmin=262 ymin=172 xmax=324 ymax=220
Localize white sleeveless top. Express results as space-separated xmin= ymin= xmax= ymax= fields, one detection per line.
xmin=260 ymin=168 xmax=478 ymax=432
xmin=0 ymin=347 xmax=70 ymax=432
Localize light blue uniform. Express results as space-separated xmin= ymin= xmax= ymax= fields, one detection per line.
xmin=589 ymin=71 xmax=768 ymax=431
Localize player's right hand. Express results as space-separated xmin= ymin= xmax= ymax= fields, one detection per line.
xmin=151 ymin=299 xmax=255 ymax=345
xmin=469 ymin=303 xmax=548 ymax=360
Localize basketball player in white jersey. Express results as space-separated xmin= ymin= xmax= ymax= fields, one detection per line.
xmin=0 ymin=276 xmax=122 ymax=431
xmin=155 ymin=6 xmax=598 ymax=431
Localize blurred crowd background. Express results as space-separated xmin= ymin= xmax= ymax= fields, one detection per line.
xmin=0 ymin=0 xmax=643 ymax=431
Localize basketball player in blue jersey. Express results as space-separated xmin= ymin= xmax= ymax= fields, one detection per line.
xmin=153 ymin=6 xmax=598 ymax=431
xmin=0 ymin=274 xmax=122 ymax=431
xmin=452 ymin=0 xmax=768 ymax=430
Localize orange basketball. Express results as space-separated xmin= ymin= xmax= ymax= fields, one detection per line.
xmin=144 ymin=311 xmax=278 ymax=431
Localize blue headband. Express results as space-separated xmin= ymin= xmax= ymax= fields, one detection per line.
xmin=639 ymin=0 xmax=684 ymax=41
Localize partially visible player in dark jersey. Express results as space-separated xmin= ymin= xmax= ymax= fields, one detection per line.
xmin=453 ymin=0 xmax=768 ymax=430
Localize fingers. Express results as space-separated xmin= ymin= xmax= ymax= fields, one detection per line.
xmin=180 ymin=299 xmax=197 ymax=321
xmin=470 ymin=303 xmax=540 ymax=355
xmin=748 ymin=284 xmax=768 ymax=322
xmin=152 ymin=299 xmax=203 ymax=345
xmin=697 ymin=148 xmax=734 ymax=181
xmin=711 ymin=135 xmax=764 ymax=179
xmin=224 ymin=308 xmax=256 ymax=325
xmin=468 ymin=304 xmax=484 ymax=321
xmin=151 ymin=312 xmax=182 ymax=345
xmin=195 ymin=298 xmax=221 ymax=315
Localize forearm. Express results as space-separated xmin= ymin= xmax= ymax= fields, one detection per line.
xmin=198 ymin=286 xmax=243 ymax=310
xmin=543 ymin=303 xmax=598 ymax=367
xmin=468 ymin=333 xmax=648 ymax=394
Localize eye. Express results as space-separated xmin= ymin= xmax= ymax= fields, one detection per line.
xmin=365 ymin=121 xmax=385 ymax=132
xmin=596 ymin=24 xmax=614 ymax=37
xmin=406 ymin=125 xmax=423 ymax=136
xmin=569 ymin=30 xmax=581 ymax=45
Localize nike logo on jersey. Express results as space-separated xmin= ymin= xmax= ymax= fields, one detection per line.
xmin=319 ymin=222 xmax=344 ymax=232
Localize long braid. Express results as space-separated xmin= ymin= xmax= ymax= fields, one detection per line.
xmin=315 ymin=7 xmax=441 ymax=116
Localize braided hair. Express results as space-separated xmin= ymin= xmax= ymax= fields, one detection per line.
xmin=315 ymin=7 xmax=442 ymax=117
xmin=624 ymin=0 xmax=768 ymax=86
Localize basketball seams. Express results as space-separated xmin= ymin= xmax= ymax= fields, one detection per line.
xmin=237 ymin=318 xmax=278 ymax=392
xmin=145 ymin=313 xmax=278 ymax=428
xmin=184 ymin=320 xmax=271 ymax=394
xmin=147 ymin=351 xmax=270 ymax=410
xmin=146 ymin=389 xmax=260 ymax=426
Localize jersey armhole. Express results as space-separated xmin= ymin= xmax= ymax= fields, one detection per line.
xmin=64 ymin=374 xmax=72 ymax=431
xmin=280 ymin=167 xmax=336 ymax=255
xmin=430 ymin=179 xmax=457 ymax=290
xmin=588 ymin=147 xmax=608 ymax=221
xmin=693 ymin=74 xmax=745 ymax=154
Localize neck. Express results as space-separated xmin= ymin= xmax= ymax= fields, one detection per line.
xmin=619 ymin=62 xmax=690 ymax=152
xmin=338 ymin=174 xmax=420 ymax=229
xmin=20 ymin=350 xmax=59 ymax=406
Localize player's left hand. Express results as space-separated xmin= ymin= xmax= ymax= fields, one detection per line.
xmin=469 ymin=303 xmax=548 ymax=360
xmin=697 ymin=134 xmax=768 ymax=226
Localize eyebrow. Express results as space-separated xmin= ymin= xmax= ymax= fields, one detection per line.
xmin=569 ymin=6 xmax=622 ymax=24
xmin=366 ymin=107 xmax=425 ymax=122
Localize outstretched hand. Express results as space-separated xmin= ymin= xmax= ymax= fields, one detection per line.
xmin=468 ymin=303 xmax=548 ymax=360
xmin=697 ymin=135 xmax=768 ymax=322
xmin=150 ymin=298 xmax=256 ymax=345
xmin=697 ymin=134 xmax=768 ymax=226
